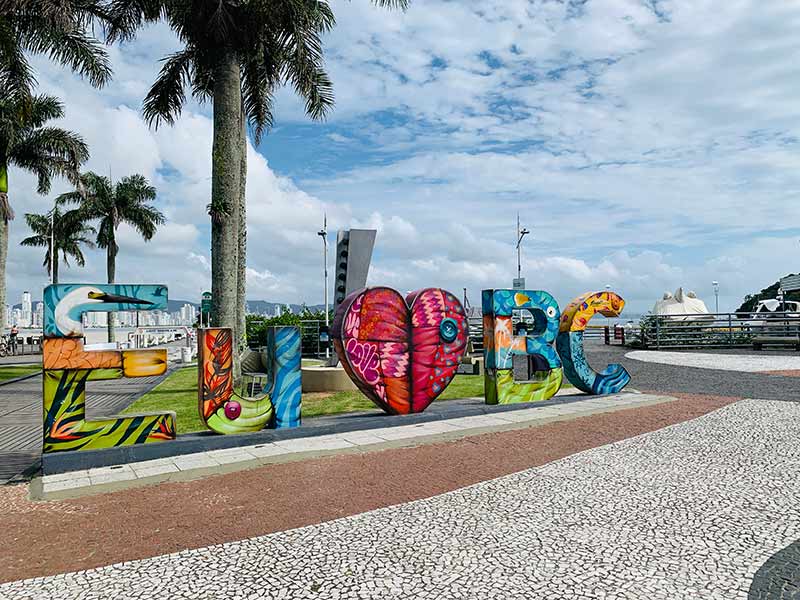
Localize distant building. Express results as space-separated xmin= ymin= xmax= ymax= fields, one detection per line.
xmin=180 ymin=303 xmax=196 ymax=324
xmin=33 ymin=302 xmax=44 ymax=329
xmin=21 ymin=291 xmax=32 ymax=327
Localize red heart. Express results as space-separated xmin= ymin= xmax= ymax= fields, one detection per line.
xmin=332 ymin=287 xmax=468 ymax=415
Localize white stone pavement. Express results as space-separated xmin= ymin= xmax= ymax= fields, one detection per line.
xmin=626 ymin=350 xmax=800 ymax=372
xmin=5 ymin=399 xmax=800 ymax=599
xmin=38 ymin=392 xmax=666 ymax=498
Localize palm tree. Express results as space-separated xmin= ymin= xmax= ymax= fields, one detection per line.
xmin=57 ymin=171 xmax=165 ymax=341
xmin=0 ymin=93 xmax=88 ymax=328
xmin=1 ymin=0 xmax=112 ymax=97
xmin=20 ymin=206 xmax=95 ymax=284
xmin=107 ymin=0 xmax=408 ymax=368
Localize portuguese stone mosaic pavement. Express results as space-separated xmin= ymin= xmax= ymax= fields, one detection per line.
xmin=3 ymin=399 xmax=800 ymax=599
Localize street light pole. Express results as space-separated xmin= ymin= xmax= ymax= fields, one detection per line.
xmin=50 ymin=208 xmax=55 ymax=284
xmin=317 ymin=213 xmax=329 ymax=358
xmin=712 ymin=281 xmax=719 ymax=313
xmin=516 ymin=212 xmax=530 ymax=282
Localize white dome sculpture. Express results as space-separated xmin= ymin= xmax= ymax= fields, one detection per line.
xmin=652 ymin=287 xmax=713 ymax=321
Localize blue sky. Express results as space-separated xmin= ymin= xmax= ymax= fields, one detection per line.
xmin=8 ymin=0 xmax=800 ymax=314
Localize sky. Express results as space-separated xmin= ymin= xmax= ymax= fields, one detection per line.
xmin=7 ymin=0 xmax=800 ymax=315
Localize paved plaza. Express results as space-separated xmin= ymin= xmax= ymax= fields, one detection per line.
xmin=626 ymin=350 xmax=800 ymax=373
xmin=37 ymin=392 xmax=668 ymax=498
xmin=3 ymin=398 xmax=799 ymax=599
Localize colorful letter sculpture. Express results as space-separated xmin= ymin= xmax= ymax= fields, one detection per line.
xmin=198 ymin=326 xmax=301 ymax=434
xmin=331 ymin=287 xmax=468 ymax=415
xmin=42 ymin=284 xmax=176 ymax=453
xmin=482 ymin=288 xmax=631 ymax=404
xmin=482 ymin=289 xmax=564 ymax=404
xmin=556 ymin=291 xmax=631 ymax=394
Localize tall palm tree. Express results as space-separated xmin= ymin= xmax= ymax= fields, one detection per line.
xmin=57 ymin=171 xmax=164 ymax=341
xmin=0 ymin=93 xmax=88 ymax=328
xmin=1 ymin=0 xmax=111 ymax=330
xmin=107 ymin=0 xmax=408 ymax=368
xmin=0 ymin=0 xmax=112 ymax=97
xmin=20 ymin=206 xmax=95 ymax=284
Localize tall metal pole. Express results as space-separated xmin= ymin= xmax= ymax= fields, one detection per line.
xmin=712 ymin=281 xmax=719 ymax=313
xmin=515 ymin=212 xmax=530 ymax=283
xmin=318 ymin=213 xmax=329 ymax=358
xmin=50 ymin=208 xmax=54 ymax=284
xmin=517 ymin=213 xmax=521 ymax=280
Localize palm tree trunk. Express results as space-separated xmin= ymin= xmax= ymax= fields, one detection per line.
xmin=52 ymin=252 xmax=59 ymax=285
xmin=210 ymin=48 xmax=242 ymax=357
xmin=0 ymin=162 xmax=9 ymax=330
xmin=106 ymin=245 xmax=116 ymax=343
xmin=236 ymin=106 xmax=247 ymax=372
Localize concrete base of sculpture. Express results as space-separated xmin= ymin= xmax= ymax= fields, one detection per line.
xmin=301 ymin=365 xmax=358 ymax=393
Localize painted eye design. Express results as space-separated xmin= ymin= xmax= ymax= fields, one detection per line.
xmin=546 ymin=306 xmax=557 ymax=318
xmin=439 ymin=318 xmax=459 ymax=343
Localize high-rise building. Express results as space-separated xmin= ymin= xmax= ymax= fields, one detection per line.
xmin=180 ymin=303 xmax=196 ymax=324
xmin=21 ymin=291 xmax=32 ymax=327
xmin=33 ymin=302 xmax=44 ymax=329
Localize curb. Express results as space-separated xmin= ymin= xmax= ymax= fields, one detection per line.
xmin=0 ymin=370 xmax=41 ymax=387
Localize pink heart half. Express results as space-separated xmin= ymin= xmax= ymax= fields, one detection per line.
xmin=332 ymin=287 xmax=468 ymax=415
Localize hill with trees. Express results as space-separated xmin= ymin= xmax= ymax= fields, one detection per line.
xmin=736 ymin=274 xmax=800 ymax=313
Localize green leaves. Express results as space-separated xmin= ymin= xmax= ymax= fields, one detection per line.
xmin=21 ymin=206 xmax=96 ymax=271
xmin=113 ymin=0 xmax=409 ymax=141
xmin=56 ymin=170 xmax=165 ymax=251
xmin=1 ymin=0 xmax=113 ymax=96
xmin=1 ymin=93 xmax=88 ymax=197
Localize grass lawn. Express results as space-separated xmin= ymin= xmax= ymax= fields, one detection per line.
xmin=0 ymin=364 xmax=41 ymax=382
xmin=123 ymin=367 xmax=487 ymax=434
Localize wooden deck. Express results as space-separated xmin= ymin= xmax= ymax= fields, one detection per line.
xmin=0 ymin=372 xmax=169 ymax=483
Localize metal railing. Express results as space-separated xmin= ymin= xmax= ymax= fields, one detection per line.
xmin=2 ymin=334 xmax=42 ymax=356
xmin=635 ymin=312 xmax=800 ymax=349
xmin=467 ymin=319 xmax=613 ymax=351
xmin=299 ymin=320 xmax=328 ymax=359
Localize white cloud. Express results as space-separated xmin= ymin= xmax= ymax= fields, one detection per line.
xmin=5 ymin=0 xmax=799 ymax=317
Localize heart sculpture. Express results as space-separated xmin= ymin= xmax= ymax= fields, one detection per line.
xmin=332 ymin=287 xmax=468 ymax=415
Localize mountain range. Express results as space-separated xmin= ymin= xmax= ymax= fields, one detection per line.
xmin=12 ymin=299 xmax=326 ymax=314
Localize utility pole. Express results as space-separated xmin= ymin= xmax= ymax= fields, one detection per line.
xmin=50 ymin=208 xmax=55 ymax=284
xmin=712 ymin=281 xmax=720 ymax=313
xmin=317 ymin=213 xmax=329 ymax=358
xmin=515 ymin=212 xmax=530 ymax=285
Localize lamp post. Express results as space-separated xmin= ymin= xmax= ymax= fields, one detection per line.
xmin=50 ymin=208 xmax=55 ymax=284
xmin=516 ymin=212 xmax=530 ymax=282
xmin=317 ymin=213 xmax=329 ymax=358
xmin=712 ymin=281 xmax=719 ymax=313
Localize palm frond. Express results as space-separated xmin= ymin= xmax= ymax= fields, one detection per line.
xmin=9 ymin=125 xmax=89 ymax=192
xmin=142 ymin=48 xmax=194 ymax=127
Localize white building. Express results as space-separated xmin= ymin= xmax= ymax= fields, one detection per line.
xmin=33 ymin=302 xmax=44 ymax=329
xmin=20 ymin=291 xmax=32 ymax=327
xmin=180 ymin=303 xmax=196 ymax=325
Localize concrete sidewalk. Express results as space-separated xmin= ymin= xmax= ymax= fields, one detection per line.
xmin=35 ymin=392 xmax=671 ymax=499
xmin=7 ymin=399 xmax=798 ymax=599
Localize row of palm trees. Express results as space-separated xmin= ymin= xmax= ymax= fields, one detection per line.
xmin=21 ymin=171 xmax=164 ymax=341
xmin=2 ymin=0 xmax=408 ymax=366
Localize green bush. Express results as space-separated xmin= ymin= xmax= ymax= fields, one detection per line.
xmin=246 ymin=309 xmax=332 ymax=350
